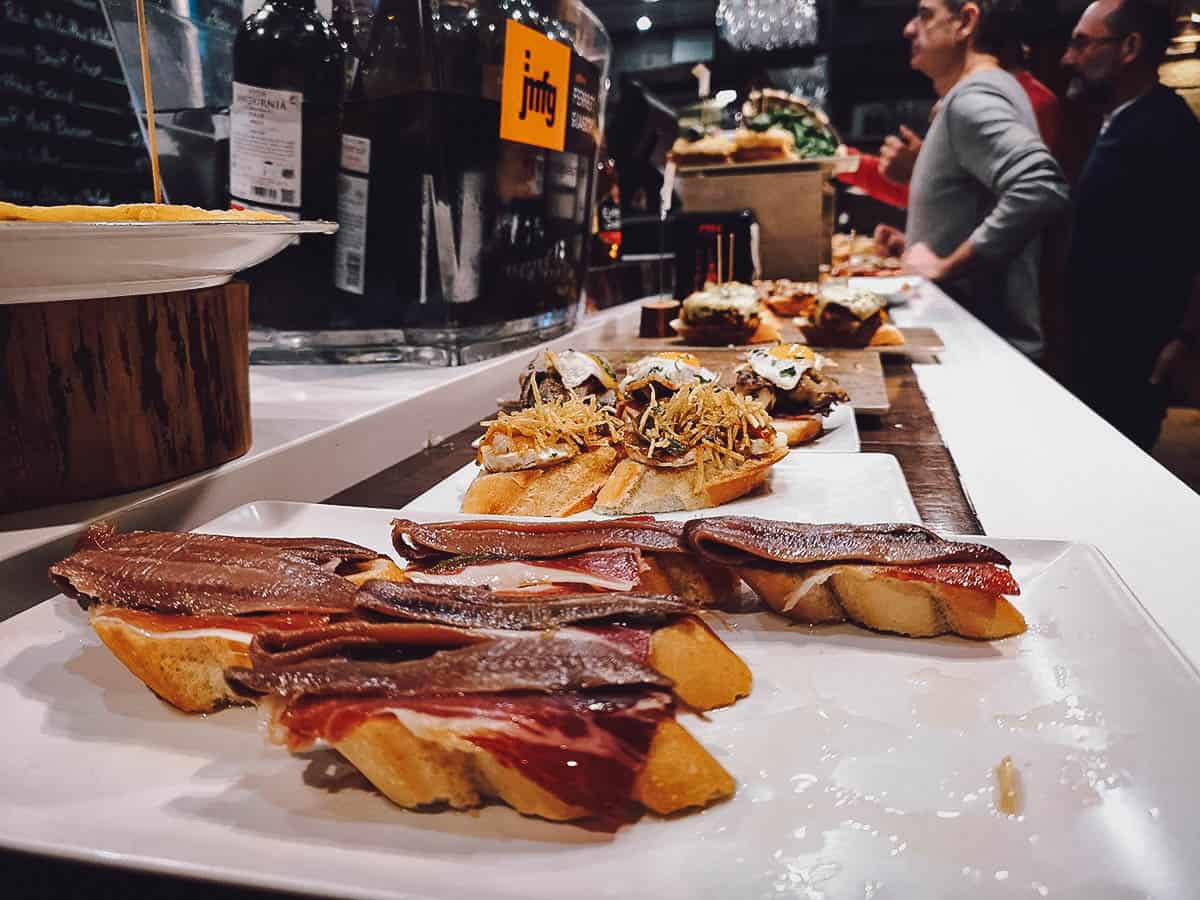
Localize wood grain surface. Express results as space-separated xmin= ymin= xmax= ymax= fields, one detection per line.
xmin=0 ymin=283 xmax=251 ymax=512
xmin=588 ymin=325 xmax=944 ymax=359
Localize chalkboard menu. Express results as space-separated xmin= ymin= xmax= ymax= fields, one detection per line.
xmin=0 ymin=0 xmax=151 ymax=204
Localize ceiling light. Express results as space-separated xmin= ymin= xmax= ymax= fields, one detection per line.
xmin=636 ymin=15 xmax=652 ymax=31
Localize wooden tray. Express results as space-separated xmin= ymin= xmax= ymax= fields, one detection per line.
xmin=583 ymin=346 xmax=890 ymax=416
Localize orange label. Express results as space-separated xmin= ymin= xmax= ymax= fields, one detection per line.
xmin=500 ymin=19 xmax=571 ymax=152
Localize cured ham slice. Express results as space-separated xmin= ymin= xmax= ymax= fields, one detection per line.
xmin=391 ymin=517 xmax=687 ymax=560
xmin=407 ymin=548 xmax=642 ymax=593
xmin=244 ymin=640 xmax=735 ymax=830
xmin=271 ymin=689 xmax=679 ymax=830
xmin=355 ymin=580 xmax=696 ymax=631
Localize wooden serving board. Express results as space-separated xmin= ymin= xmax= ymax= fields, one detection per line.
xmin=773 ymin=323 xmax=945 ymax=357
xmin=582 ymin=347 xmax=890 ymax=416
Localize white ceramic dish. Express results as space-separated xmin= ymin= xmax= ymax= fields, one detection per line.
xmin=1 ymin=501 xmax=1195 ymax=899
xmin=0 ymin=220 xmax=338 ymax=303
xmin=849 ymin=275 xmax=923 ymax=305
xmin=404 ymin=450 xmax=913 ymax=523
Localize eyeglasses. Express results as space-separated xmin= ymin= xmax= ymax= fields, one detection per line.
xmin=1067 ymin=33 xmax=1125 ymax=53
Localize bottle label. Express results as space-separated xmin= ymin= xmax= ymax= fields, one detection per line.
xmin=334 ymin=135 xmax=370 ymax=294
xmin=498 ymin=20 xmax=600 ymax=156
xmin=230 ymin=81 xmax=303 ymax=208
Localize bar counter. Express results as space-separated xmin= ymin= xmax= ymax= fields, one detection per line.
xmin=4 ymin=282 xmax=1198 ymax=650
xmin=4 ymin=278 xmax=1200 ymax=896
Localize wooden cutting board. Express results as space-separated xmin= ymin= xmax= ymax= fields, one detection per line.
xmin=582 ymin=347 xmax=890 ymax=416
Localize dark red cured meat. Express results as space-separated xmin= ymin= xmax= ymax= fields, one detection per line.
xmin=417 ymin=548 xmax=642 ymax=590
xmin=227 ymin=636 xmax=672 ymax=699
xmin=575 ymin=625 xmax=653 ymax=663
xmin=390 ymin=517 xmax=686 ymax=561
xmin=685 ymin=517 xmax=1011 ymax=567
xmin=355 ymin=579 xmax=695 ymax=630
xmin=50 ymin=528 xmax=363 ymax=616
xmin=877 ymin=563 xmax=1021 ymax=596
xmin=276 ymin=689 xmax=674 ymax=831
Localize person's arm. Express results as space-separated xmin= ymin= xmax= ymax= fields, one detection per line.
xmin=836 ymin=151 xmax=911 ymax=210
xmin=904 ymin=82 xmax=1070 ymax=282
xmin=1150 ymin=275 xmax=1200 ymax=386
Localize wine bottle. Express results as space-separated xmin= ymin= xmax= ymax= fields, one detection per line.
xmin=230 ymin=0 xmax=344 ymax=330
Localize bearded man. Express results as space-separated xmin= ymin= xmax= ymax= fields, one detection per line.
xmin=1062 ymin=0 xmax=1200 ymax=450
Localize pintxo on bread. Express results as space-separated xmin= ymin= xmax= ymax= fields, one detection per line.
xmin=685 ymin=517 xmax=1026 ymax=639
xmin=48 ymin=522 xmax=386 ymax=712
xmin=45 ymin=511 xmax=1028 ymax=833
xmin=795 ymin=286 xmax=904 ymax=348
xmin=732 ymin=344 xmax=850 ymax=446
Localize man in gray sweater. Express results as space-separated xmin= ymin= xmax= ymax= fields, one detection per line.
xmin=874 ymin=0 xmax=1069 ymax=359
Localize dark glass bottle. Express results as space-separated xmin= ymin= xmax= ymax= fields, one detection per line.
xmin=331 ymin=0 xmax=596 ymax=335
xmin=231 ymin=0 xmax=344 ymax=330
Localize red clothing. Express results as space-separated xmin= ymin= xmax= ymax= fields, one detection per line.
xmin=1014 ymin=70 xmax=1063 ymax=163
xmin=837 ymin=70 xmax=1064 ymax=209
xmin=838 ymin=149 xmax=911 ymax=209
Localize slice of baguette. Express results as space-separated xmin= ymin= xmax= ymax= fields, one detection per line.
xmin=774 ymin=416 xmax=822 ymax=446
xmin=594 ymin=448 xmax=788 ymax=515
xmin=868 ymin=323 xmax=905 ymax=347
xmin=739 ymin=565 xmax=1025 ymax=639
xmin=638 ymin=553 xmax=740 ymax=607
xmin=332 ymin=713 xmax=734 ymax=823
xmin=89 ymin=608 xmax=252 ymax=713
xmin=462 ymin=446 xmax=619 ymax=517
xmin=650 ymin=616 xmax=751 ymax=710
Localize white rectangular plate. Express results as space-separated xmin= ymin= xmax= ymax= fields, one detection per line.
xmin=2 ymin=501 xmax=1197 ymax=898
xmin=404 ymin=450 xmax=911 ymax=523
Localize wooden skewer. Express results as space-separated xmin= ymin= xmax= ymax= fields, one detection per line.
xmin=728 ymin=234 xmax=735 ymax=284
xmin=135 ymin=0 xmax=163 ymax=203
xmin=716 ymin=233 xmax=722 ymax=285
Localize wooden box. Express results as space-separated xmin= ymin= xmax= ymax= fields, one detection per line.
xmin=677 ymin=161 xmax=836 ymax=281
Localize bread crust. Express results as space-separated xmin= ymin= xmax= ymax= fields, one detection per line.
xmin=331 ymin=712 xmax=735 ymax=822
xmin=639 ymin=553 xmax=739 ymax=607
xmin=774 ymin=416 xmax=822 ymax=446
xmin=650 ymin=616 xmax=752 ymax=710
xmin=462 ymin=446 xmax=619 ymax=517
xmin=89 ymin=609 xmax=252 ymax=712
xmin=593 ymin=449 xmax=787 ymax=515
xmin=741 ymin=565 xmax=1026 ymax=639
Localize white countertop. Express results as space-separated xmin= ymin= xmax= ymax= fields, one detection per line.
xmin=5 ymin=287 xmax=1199 ymax=669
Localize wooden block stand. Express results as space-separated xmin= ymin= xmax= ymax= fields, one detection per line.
xmin=0 ymin=282 xmax=251 ymax=513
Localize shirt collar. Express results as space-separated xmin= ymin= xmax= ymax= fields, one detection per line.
xmin=1100 ymin=89 xmax=1151 ymax=134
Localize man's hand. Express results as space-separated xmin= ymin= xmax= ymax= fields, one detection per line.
xmin=874 ymin=223 xmax=906 ymax=258
xmin=879 ymin=125 xmax=922 ymax=185
xmin=1150 ymin=337 xmax=1189 ymax=387
xmin=901 ymin=242 xmax=949 ymax=281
